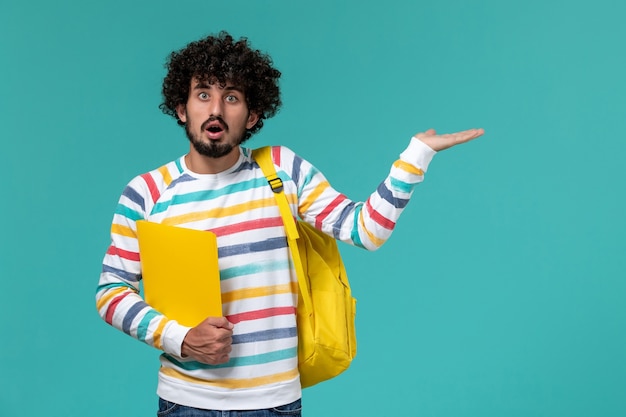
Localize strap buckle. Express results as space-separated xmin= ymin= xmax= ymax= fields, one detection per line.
xmin=268 ymin=176 xmax=283 ymax=193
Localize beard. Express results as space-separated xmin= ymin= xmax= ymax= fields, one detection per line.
xmin=184 ymin=116 xmax=246 ymax=158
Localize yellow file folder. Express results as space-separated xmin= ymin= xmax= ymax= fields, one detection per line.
xmin=136 ymin=220 xmax=222 ymax=327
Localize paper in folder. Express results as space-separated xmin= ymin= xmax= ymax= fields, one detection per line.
xmin=136 ymin=220 xmax=222 ymax=327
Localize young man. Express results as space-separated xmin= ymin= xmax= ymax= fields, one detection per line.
xmin=96 ymin=31 xmax=483 ymax=416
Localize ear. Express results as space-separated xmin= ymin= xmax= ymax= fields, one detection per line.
xmin=246 ymin=112 xmax=259 ymax=129
xmin=176 ymin=104 xmax=187 ymax=123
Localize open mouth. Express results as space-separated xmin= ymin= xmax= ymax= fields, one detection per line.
xmin=207 ymin=125 xmax=223 ymax=133
xmin=204 ymin=120 xmax=226 ymax=139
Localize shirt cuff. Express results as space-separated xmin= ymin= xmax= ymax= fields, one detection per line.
xmin=161 ymin=321 xmax=192 ymax=357
xmin=399 ymin=136 xmax=437 ymax=173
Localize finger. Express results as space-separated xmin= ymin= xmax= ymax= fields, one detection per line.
xmin=217 ymin=353 xmax=231 ymax=364
xmin=207 ymin=354 xmax=229 ymax=365
xmin=217 ymin=332 xmax=233 ymax=344
xmin=204 ymin=316 xmax=234 ymax=329
xmin=442 ymin=129 xmax=482 ymax=144
xmin=455 ymin=128 xmax=484 ymax=143
xmin=463 ymin=128 xmax=484 ymax=138
xmin=468 ymin=128 xmax=484 ymax=138
xmin=414 ymin=128 xmax=436 ymax=138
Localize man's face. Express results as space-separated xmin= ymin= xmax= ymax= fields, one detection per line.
xmin=177 ymin=78 xmax=258 ymax=159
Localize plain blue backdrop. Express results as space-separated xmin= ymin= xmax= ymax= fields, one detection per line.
xmin=1 ymin=0 xmax=625 ymax=416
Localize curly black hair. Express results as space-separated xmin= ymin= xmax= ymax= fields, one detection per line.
xmin=160 ymin=31 xmax=282 ymax=140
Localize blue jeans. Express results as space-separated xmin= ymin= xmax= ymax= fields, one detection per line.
xmin=157 ymin=398 xmax=302 ymax=417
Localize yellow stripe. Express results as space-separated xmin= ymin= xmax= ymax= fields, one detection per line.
xmin=162 ymin=197 xmax=278 ymax=226
xmin=222 ymin=282 xmax=297 ymax=304
xmin=285 ymin=192 xmax=297 ymax=206
xmin=158 ymin=165 xmax=173 ymax=186
xmin=393 ymin=160 xmax=424 ymax=176
xmin=152 ymin=317 xmax=169 ymax=350
xmin=96 ymin=286 xmax=128 ymax=311
xmin=300 ymin=181 xmax=330 ymax=213
xmin=111 ymin=223 xmax=135 ymax=238
xmin=160 ymin=367 xmax=299 ymax=389
xmin=359 ymin=212 xmax=385 ymax=247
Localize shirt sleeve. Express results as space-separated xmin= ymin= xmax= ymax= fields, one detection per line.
xmin=95 ymin=174 xmax=191 ymax=357
xmin=275 ymin=137 xmax=436 ymax=250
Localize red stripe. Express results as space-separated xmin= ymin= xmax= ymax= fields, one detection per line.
xmin=272 ymin=146 xmax=281 ymax=166
xmin=226 ymin=306 xmax=296 ymax=324
xmin=315 ymin=194 xmax=347 ymax=229
xmin=209 ymin=217 xmax=285 ymax=237
xmin=140 ymin=173 xmax=160 ymax=204
xmin=107 ymin=245 xmax=140 ymax=262
xmin=105 ymin=293 xmax=129 ymax=324
xmin=365 ymin=198 xmax=396 ymax=230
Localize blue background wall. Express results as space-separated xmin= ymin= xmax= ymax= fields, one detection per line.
xmin=2 ymin=0 xmax=625 ymax=415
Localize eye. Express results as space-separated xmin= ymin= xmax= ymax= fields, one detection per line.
xmin=198 ymin=92 xmax=209 ymax=100
xmin=225 ymin=95 xmax=239 ymax=103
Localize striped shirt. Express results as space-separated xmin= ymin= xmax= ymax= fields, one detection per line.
xmin=96 ymin=140 xmax=435 ymax=410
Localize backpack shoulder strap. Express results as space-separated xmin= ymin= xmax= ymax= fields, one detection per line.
xmin=252 ymin=147 xmax=313 ymax=314
xmin=253 ymin=147 xmax=299 ymax=240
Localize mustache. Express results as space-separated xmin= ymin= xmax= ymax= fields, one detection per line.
xmin=201 ymin=116 xmax=228 ymax=131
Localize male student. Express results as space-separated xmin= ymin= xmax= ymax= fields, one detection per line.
xmin=96 ymin=31 xmax=484 ymax=416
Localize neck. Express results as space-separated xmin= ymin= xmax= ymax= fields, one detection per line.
xmin=185 ymin=146 xmax=241 ymax=174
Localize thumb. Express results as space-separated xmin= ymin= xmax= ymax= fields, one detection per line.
xmin=415 ymin=128 xmax=436 ymax=138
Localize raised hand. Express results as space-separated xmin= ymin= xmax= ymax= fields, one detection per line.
xmin=415 ymin=128 xmax=484 ymax=152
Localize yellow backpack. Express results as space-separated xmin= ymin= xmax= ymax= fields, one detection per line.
xmin=253 ymin=147 xmax=357 ymax=388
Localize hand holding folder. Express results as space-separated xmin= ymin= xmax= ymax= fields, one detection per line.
xmin=136 ymin=220 xmax=222 ymax=327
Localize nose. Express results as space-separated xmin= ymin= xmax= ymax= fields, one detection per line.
xmin=208 ymin=96 xmax=224 ymax=118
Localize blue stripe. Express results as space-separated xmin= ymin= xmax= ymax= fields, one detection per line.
xmin=218 ymin=237 xmax=287 ymax=258
xmin=101 ymin=264 xmax=140 ymax=282
xmin=377 ymin=182 xmax=409 ymax=209
xmin=174 ymin=158 xmax=184 ymax=174
xmin=123 ymin=301 xmax=149 ymax=334
xmin=291 ymin=155 xmax=303 ymax=186
xmin=165 ymin=347 xmax=297 ymax=371
xmin=115 ymin=204 xmax=143 ymax=221
xmin=235 ymin=159 xmax=256 ymax=174
xmin=389 ymin=177 xmax=414 ymax=194
xmin=220 ymin=259 xmax=290 ymax=280
xmin=165 ymin=173 xmax=196 ymax=193
xmin=137 ymin=308 xmax=161 ymax=341
xmin=232 ymin=327 xmax=297 ymax=344
xmin=168 ymin=173 xmax=196 ymax=188
xmin=96 ymin=281 xmax=134 ymax=294
xmin=152 ymin=177 xmax=268 ymax=215
xmin=332 ymin=201 xmax=358 ymax=240
xmin=230 ymin=347 xmax=297 ymax=368
xmin=122 ymin=186 xmax=145 ymax=211
xmin=350 ymin=204 xmax=366 ymax=248
xmin=297 ymin=165 xmax=320 ymax=197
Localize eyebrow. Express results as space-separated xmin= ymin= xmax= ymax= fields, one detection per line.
xmin=192 ymin=82 xmax=243 ymax=93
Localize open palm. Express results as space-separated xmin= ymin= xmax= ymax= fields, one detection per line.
xmin=415 ymin=128 xmax=484 ymax=151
